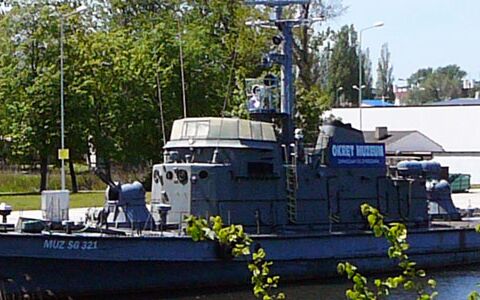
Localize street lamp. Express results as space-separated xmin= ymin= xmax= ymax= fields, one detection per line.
xmin=59 ymin=4 xmax=88 ymax=190
xmin=336 ymin=86 xmax=344 ymax=107
xmin=352 ymin=84 xmax=366 ymax=91
xmin=353 ymin=85 xmax=366 ymax=110
xmin=358 ymin=21 xmax=384 ymax=130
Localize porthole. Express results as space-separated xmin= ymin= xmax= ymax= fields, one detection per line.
xmin=166 ymin=171 xmax=173 ymax=180
xmin=177 ymin=169 xmax=188 ymax=184
xmin=199 ymin=170 xmax=209 ymax=179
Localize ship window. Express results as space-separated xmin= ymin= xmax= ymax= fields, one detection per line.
xmin=248 ymin=162 xmax=274 ymax=177
xmin=196 ymin=122 xmax=209 ymax=138
xmin=184 ymin=122 xmax=196 ymax=137
xmin=183 ymin=121 xmax=210 ymax=139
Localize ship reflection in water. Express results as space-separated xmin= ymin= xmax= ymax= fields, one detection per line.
xmin=98 ymin=265 xmax=480 ymax=300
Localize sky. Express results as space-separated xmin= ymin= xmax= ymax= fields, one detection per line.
xmin=324 ymin=0 xmax=480 ymax=84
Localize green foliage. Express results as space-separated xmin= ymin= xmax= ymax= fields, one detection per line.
xmin=185 ymin=215 xmax=284 ymax=299
xmin=296 ymin=85 xmax=330 ymax=143
xmin=0 ymin=0 xmax=347 ymax=175
xmin=186 ymin=215 xmax=253 ymax=257
xmin=0 ymin=169 xmax=105 ymax=193
xmin=0 ymin=0 xmax=270 ymax=172
xmin=0 ymin=1 xmax=61 ymax=164
xmin=407 ymin=65 xmax=466 ymax=104
xmin=469 ymin=291 xmax=480 ymax=300
xmin=362 ymin=48 xmax=374 ymax=100
xmin=338 ymin=204 xmax=437 ymax=300
xmin=185 ymin=215 xmax=211 ymax=242
xmin=376 ymin=43 xmax=395 ymax=102
xmin=249 ymin=248 xmax=286 ymax=300
xmin=328 ymin=25 xmax=360 ymax=106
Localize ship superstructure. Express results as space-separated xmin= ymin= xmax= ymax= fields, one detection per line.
xmin=151 ymin=117 xmax=430 ymax=233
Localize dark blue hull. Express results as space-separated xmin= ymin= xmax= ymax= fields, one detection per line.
xmin=1 ymin=227 xmax=480 ymax=296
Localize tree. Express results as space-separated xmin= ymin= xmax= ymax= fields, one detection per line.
xmin=0 ymin=1 xmax=113 ymax=191
xmin=328 ymin=25 xmax=359 ymax=106
xmin=407 ymin=65 xmax=466 ymax=104
xmin=362 ymin=48 xmax=374 ymax=99
xmin=376 ymin=43 xmax=395 ymax=102
xmin=0 ymin=0 xmax=350 ymax=190
xmin=292 ymin=1 xmax=344 ymax=91
xmin=289 ymin=2 xmax=344 ymax=142
xmin=0 ymin=1 xmax=66 ymax=191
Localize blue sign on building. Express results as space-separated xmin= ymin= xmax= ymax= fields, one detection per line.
xmin=329 ymin=143 xmax=386 ymax=168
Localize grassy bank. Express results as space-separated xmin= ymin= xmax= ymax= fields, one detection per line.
xmin=0 ymin=192 xmax=153 ymax=210
xmin=0 ymin=192 xmax=105 ymax=210
xmin=0 ymin=170 xmax=106 ymax=193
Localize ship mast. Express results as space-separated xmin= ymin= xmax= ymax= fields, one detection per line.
xmin=245 ymin=0 xmax=318 ymax=145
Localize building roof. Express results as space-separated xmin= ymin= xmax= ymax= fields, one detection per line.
xmin=427 ymin=98 xmax=480 ymax=106
xmin=363 ymin=130 xmax=444 ymax=153
xmin=361 ymin=99 xmax=395 ymax=107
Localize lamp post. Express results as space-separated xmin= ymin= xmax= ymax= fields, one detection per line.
xmin=353 ymin=84 xmax=366 ymax=111
xmin=336 ymin=86 xmax=344 ymax=107
xmin=358 ymin=21 xmax=384 ymax=130
xmin=353 ymin=85 xmax=366 ymax=92
xmin=59 ymin=4 xmax=87 ymax=191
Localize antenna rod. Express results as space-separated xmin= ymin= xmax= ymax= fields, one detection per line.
xmin=178 ymin=20 xmax=187 ymax=118
xmin=156 ymin=71 xmax=167 ymax=146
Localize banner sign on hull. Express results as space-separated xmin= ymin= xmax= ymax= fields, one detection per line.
xmin=329 ymin=143 xmax=385 ymax=168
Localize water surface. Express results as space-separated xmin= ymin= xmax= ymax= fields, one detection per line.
xmin=162 ymin=266 xmax=480 ymax=300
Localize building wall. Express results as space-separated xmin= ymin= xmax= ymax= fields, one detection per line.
xmin=327 ymin=105 xmax=480 ymax=183
xmin=433 ymin=155 xmax=480 ymax=184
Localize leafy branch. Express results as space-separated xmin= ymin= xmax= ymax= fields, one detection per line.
xmin=338 ymin=204 xmax=437 ymax=300
xmin=185 ymin=215 xmax=285 ymax=300
xmin=249 ymin=248 xmax=285 ymax=300
xmin=468 ymin=225 xmax=480 ymax=300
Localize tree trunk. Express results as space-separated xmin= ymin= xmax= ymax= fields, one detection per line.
xmin=69 ymin=159 xmax=78 ymax=193
xmin=105 ymin=159 xmax=112 ymax=183
xmin=40 ymin=155 xmax=48 ymax=192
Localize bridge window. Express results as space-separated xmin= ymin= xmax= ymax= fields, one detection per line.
xmin=183 ymin=121 xmax=210 ymax=139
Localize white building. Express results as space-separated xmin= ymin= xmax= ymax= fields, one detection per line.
xmin=326 ymin=104 xmax=480 ymax=183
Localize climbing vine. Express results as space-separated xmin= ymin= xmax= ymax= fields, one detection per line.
xmin=185 ymin=215 xmax=285 ymax=300
xmin=337 ymin=204 xmax=437 ymax=300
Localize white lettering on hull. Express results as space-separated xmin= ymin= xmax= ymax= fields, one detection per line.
xmin=43 ymin=240 xmax=98 ymax=250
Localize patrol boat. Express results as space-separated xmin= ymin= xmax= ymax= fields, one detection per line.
xmin=1 ymin=0 xmax=479 ymax=297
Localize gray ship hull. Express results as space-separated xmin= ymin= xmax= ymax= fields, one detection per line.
xmin=1 ymin=226 xmax=480 ymax=296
